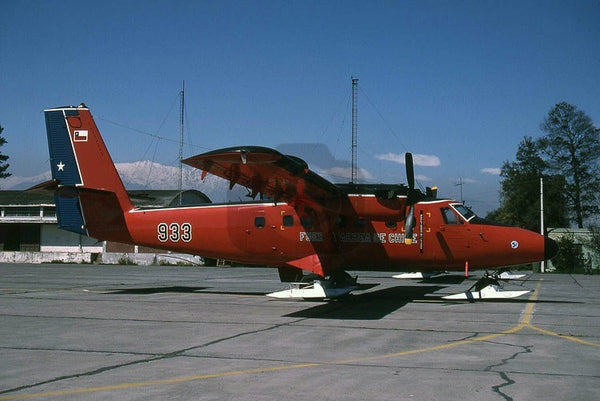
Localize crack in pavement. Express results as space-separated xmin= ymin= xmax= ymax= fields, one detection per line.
xmin=484 ymin=341 xmax=533 ymax=401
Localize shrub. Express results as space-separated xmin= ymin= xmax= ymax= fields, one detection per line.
xmin=552 ymin=233 xmax=583 ymax=273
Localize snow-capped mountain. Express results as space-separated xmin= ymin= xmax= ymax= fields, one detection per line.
xmin=1 ymin=161 xmax=238 ymax=203
xmin=1 ymin=171 xmax=52 ymax=191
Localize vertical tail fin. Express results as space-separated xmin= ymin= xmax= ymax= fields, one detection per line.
xmin=44 ymin=104 xmax=133 ymax=242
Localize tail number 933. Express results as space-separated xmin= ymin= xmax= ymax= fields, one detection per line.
xmin=157 ymin=223 xmax=192 ymax=243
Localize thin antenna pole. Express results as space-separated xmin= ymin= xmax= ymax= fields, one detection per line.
xmin=540 ymin=176 xmax=545 ymax=273
xmin=351 ymin=77 xmax=359 ymax=184
xmin=455 ymin=177 xmax=464 ymax=203
xmin=178 ymin=80 xmax=185 ymax=205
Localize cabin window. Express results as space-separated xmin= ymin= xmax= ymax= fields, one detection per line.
xmin=335 ymin=215 xmax=347 ymax=228
xmin=282 ymin=215 xmax=294 ymax=227
xmin=353 ymin=218 xmax=366 ymax=228
xmin=385 ymin=221 xmax=397 ymax=229
xmin=441 ymin=208 xmax=458 ymax=225
xmin=254 ymin=216 xmax=266 ymax=228
xmin=300 ymin=216 xmax=313 ymax=228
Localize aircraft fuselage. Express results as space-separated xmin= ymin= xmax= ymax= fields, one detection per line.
xmin=103 ymin=196 xmax=551 ymax=277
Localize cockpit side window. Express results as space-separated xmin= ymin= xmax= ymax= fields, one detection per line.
xmin=441 ymin=207 xmax=458 ymax=225
xmin=452 ymin=204 xmax=476 ymax=221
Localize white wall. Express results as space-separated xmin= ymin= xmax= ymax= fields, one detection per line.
xmin=40 ymin=225 xmax=103 ymax=253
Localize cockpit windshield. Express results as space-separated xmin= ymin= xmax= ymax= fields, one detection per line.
xmin=452 ymin=204 xmax=476 ymax=222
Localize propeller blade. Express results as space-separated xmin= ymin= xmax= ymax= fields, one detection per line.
xmin=405 ymin=204 xmax=415 ymax=245
xmin=405 ymin=152 xmax=414 ymax=190
xmin=404 ymin=152 xmax=417 ymax=245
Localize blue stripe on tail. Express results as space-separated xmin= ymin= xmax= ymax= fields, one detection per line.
xmin=45 ymin=109 xmax=87 ymax=235
xmin=45 ymin=109 xmax=82 ymax=186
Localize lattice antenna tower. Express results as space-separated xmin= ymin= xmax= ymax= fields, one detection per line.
xmin=178 ymin=80 xmax=185 ymax=205
xmin=351 ymin=77 xmax=359 ymax=184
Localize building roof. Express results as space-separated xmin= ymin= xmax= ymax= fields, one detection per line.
xmin=0 ymin=191 xmax=54 ymax=206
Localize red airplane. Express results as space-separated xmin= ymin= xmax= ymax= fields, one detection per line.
xmin=34 ymin=104 xmax=557 ymax=299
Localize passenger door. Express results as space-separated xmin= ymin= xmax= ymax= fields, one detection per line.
xmin=439 ymin=207 xmax=470 ymax=262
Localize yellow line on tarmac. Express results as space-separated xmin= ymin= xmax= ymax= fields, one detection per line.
xmin=333 ymin=280 xmax=551 ymax=368
xmin=521 ymin=279 xmax=600 ymax=347
xmin=520 ymin=280 xmax=542 ymax=325
xmin=334 ymin=324 xmax=526 ymax=366
xmin=0 ymin=363 xmax=322 ymax=400
xmin=527 ymin=324 xmax=600 ymax=347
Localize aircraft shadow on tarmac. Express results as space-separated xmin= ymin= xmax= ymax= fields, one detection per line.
xmin=106 ymin=286 xmax=210 ymax=294
xmin=103 ymin=283 xmax=581 ymax=320
xmin=282 ymin=284 xmax=583 ymax=320
xmin=284 ymin=285 xmax=446 ymax=320
xmin=102 ymin=284 xmax=445 ymax=319
xmin=418 ymin=275 xmax=469 ymax=284
xmin=105 ymin=286 xmax=270 ymax=296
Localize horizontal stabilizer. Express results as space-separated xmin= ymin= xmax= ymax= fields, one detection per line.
xmin=26 ymin=179 xmax=60 ymax=193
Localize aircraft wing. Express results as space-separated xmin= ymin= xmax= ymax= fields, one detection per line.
xmin=183 ymin=146 xmax=343 ymax=209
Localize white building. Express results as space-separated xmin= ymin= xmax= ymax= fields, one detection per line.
xmin=546 ymin=227 xmax=598 ymax=272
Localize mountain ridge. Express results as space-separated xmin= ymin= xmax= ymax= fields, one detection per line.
xmin=1 ymin=161 xmax=234 ymax=202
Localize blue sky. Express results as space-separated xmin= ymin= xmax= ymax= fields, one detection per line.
xmin=1 ymin=0 xmax=599 ymax=214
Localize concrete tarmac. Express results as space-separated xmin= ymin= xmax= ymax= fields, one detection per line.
xmin=0 ymin=264 xmax=598 ymax=400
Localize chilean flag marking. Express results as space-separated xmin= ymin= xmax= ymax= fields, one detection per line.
xmin=74 ymin=130 xmax=88 ymax=142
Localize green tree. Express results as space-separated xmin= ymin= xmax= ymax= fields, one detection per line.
xmin=552 ymin=232 xmax=584 ymax=273
xmin=538 ymin=102 xmax=600 ymax=228
xmin=0 ymin=125 xmax=10 ymax=180
xmin=487 ymin=136 xmax=568 ymax=232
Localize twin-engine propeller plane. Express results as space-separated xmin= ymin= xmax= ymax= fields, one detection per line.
xmin=33 ymin=104 xmax=558 ymax=300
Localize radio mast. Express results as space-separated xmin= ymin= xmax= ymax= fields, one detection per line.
xmin=178 ymin=81 xmax=185 ymax=206
xmin=351 ymin=77 xmax=359 ymax=184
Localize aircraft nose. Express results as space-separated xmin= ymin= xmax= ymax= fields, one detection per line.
xmin=545 ymin=237 xmax=559 ymax=260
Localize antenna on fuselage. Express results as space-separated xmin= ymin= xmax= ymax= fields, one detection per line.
xmin=351 ymin=77 xmax=359 ymax=184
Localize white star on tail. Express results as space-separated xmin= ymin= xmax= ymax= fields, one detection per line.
xmin=57 ymin=162 xmax=65 ymax=171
